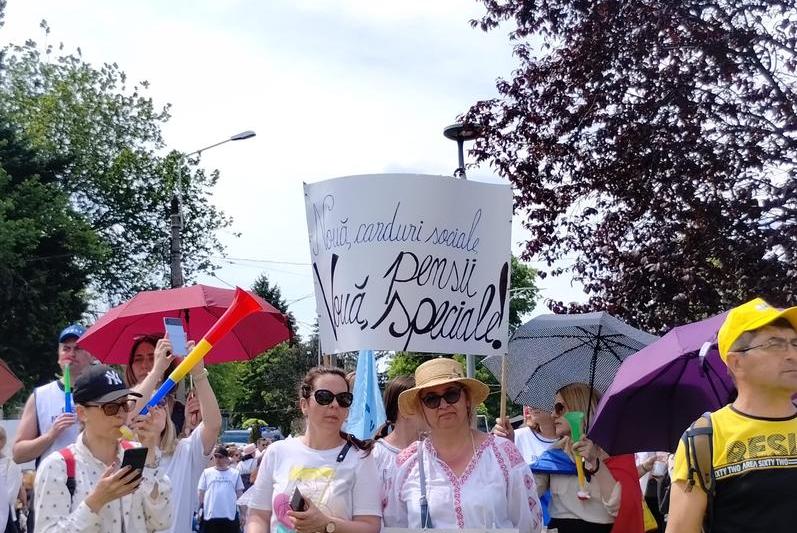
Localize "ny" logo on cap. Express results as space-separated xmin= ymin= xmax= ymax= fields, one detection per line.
xmin=105 ymin=370 xmax=123 ymax=386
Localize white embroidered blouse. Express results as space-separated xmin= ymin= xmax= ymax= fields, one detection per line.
xmin=34 ymin=432 xmax=172 ymax=533
xmin=386 ymin=434 xmax=543 ymax=533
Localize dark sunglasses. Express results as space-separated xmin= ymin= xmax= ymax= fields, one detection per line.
xmin=552 ymin=402 xmax=567 ymax=417
xmin=313 ymin=389 xmax=354 ymax=408
xmin=86 ymin=400 xmax=134 ymax=416
xmin=421 ymin=387 xmax=463 ymax=409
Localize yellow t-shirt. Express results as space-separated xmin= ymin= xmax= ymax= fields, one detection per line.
xmin=672 ymin=405 xmax=797 ymax=532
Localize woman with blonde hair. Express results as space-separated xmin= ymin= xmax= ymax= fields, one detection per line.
xmin=245 ymin=367 xmax=381 ymax=533
xmin=132 ymin=337 xmax=222 ymax=533
xmin=532 ymin=383 xmax=642 ymax=533
xmin=385 ymin=358 xmax=542 ymax=533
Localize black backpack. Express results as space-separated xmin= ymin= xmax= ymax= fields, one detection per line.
xmin=681 ymin=412 xmax=715 ymax=532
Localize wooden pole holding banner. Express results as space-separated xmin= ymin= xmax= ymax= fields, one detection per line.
xmin=499 ymin=356 xmax=508 ymax=421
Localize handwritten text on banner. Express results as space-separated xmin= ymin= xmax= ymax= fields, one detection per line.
xmin=303 ymin=174 xmax=512 ymax=356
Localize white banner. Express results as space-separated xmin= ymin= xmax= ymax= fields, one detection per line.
xmin=304 ymin=174 xmax=512 ymax=356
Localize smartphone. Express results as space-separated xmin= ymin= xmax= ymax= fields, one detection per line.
xmin=121 ymin=447 xmax=148 ymax=484
xmin=290 ymin=487 xmax=306 ymax=512
xmin=163 ymin=317 xmax=188 ymax=357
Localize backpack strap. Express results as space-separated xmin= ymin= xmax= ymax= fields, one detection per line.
xmin=58 ymin=448 xmax=77 ymax=499
xmin=681 ymin=412 xmax=715 ymax=531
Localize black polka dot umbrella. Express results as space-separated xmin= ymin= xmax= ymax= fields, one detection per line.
xmin=482 ymin=312 xmax=657 ymax=427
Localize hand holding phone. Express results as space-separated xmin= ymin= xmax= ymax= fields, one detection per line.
xmin=290 ymin=487 xmax=307 ymax=512
xmin=163 ymin=317 xmax=188 ymax=357
xmin=120 ymin=447 xmax=149 ymax=484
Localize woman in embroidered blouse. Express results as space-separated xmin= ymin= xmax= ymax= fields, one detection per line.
xmin=385 ymin=358 xmax=543 ymax=533
xmin=245 ymin=367 xmax=381 ymax=533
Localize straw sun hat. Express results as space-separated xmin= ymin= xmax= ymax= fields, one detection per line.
xmin=398 ymin=357 xmax=490 ymax=416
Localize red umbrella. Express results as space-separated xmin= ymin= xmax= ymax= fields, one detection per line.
xmin=0 ymin=359 xmax=24 ymax=405
xmin=79 ymin=284 xmax=291 ymax=364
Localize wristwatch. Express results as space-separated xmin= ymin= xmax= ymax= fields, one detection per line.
xmin=325 ymin=521 xmax=336 ymax=533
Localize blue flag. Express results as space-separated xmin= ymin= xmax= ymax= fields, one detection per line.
xmin=344 ymin=350 xmax=386 ymax=440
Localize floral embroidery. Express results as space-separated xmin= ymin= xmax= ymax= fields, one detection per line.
xmin=490 ymin=438 xmax=510 ymax=485
xmin=396 ymin=441 xmax=419 ymax=467
xmin=425 ymin=436 xmax=493 ymax=528
xmin=524 ymin=473 xmax=533 ymax=490
xmin=502 ymin=439 xmax=526 ymax=468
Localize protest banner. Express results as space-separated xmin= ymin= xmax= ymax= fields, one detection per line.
xmin=304 ymin=174 xmax=512 ymax=356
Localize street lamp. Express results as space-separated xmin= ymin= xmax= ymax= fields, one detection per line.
xmin=170 ymin=130 xmax=256 ymax=288
xmin=443 ymin=123 xmax=481 ymax=178
xmin=444 ymin=122 xmax=482 ymax=378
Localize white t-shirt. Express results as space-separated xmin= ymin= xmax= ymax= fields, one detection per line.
xmin=0 ymin=462 xmax=7 ymax=533
xmin=514 ymin=427 xmax=556 ymax=465
xmin=237 ymin=456 xmax=257 ymax=476
xmin=0 ymin=456 xmax=22 ymax=525
xmin=247 ymin=438 xmax=382 ymax=533
xmin=198 ymin=467 xmax=244 ymax=520
xmin=157 ymin=422 xmax=213 ymax=533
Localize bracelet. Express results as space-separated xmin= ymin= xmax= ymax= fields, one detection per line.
xmin=585 ymin=457 xmax=600 ymax=475
xmin=191 ymin=368 xmax=209 ymax=384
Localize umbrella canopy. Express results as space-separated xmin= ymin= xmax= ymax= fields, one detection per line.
xmin=482 ymin=312 xmax=658 ymax=417
xmin=0 ymin=359 xmax=24 ymax=405
xmin=79 ymin=284 xmax=291 ymax=364
xmin=589 ymin=312 xmax=733 ymax=455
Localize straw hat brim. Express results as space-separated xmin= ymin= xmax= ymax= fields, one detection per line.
xmin=398 ymin=376 xmax=490 ymax=416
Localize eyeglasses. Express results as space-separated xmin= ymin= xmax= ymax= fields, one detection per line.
xmin=86 ymin=400 xmax=134 ymax=416
xmin=421 ymin=387 xmax=463 ymax=409
xmin=736 ymin=337 xmax=797 ymax=354
xmin=552 ymin=402 xmax=567 ymax=417
xmin=312 ymin=389 xmax=354 ymax=408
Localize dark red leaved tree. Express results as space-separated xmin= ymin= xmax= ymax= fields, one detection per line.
xmin=464 ymin=0 xmax=797 ymax=333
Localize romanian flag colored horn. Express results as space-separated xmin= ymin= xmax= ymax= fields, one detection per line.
xmin=140 ymin=287 xmax=263 ymax=414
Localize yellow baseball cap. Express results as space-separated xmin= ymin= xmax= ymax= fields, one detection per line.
xmin=718 ymin=298 xmax=797 ymax=362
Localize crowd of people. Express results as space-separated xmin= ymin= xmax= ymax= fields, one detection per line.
xmin=0 ymin=297 xmax=795 ymax=533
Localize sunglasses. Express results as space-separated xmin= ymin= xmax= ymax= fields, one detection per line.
xmin=312 ymin=389 xmax=354 ymax=408
xmin=421 ymin=387 xmax=463 ymax=409
xmin=86 ymin=400 xmax=134 ymax=416
xmin=552 ymin=402 xmax=567 ymax=417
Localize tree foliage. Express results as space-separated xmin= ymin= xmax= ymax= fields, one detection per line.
xmin=509 ymin=256 xmax=537 ymax=332
xmin=0 ymin=25 xmax=231 ymax=303
xmin=231 ymin=342 xmax=316 ymax=434
xmin=0 ymin=120 xmax=101 ymax=395
xmin=251 ymin=273 xmax=298 ymax=338
xmin=465 ymin=1 xmax=797 ymax=333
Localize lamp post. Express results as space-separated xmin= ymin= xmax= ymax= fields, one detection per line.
xmin=170 ymin=130 xmax=256 ymax=288
xmin=443 ymin=122 xmax=482 ymax=378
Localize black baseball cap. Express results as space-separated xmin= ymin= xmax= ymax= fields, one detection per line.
xmin=73 ymin=364 xmax=143 ymax=404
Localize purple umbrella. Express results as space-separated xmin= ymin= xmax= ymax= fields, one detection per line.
xmin=589 ymin=312 xmax=734 ymax=455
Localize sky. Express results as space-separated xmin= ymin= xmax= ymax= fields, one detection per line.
xmin=2 ymin=0 xmax=586 ymax=338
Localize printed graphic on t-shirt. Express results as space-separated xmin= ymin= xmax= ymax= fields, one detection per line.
xmin=273 ymin=466 xmax=337 ymax=533
xmin=715 ymin=431 xmax=797 ymax=479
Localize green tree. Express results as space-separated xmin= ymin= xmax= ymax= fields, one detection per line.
xmin=0 ymin=120 xmax=102 ymax=395
xmin=251 ymin=273 xmax=297 ymax=338
xmin=231 ymin=342 xmax=316 ymax=434
xmin=509 ymin=256 xmax=537 ymax=333
xmin=0 ymin=25 xmax=231 ymax=302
